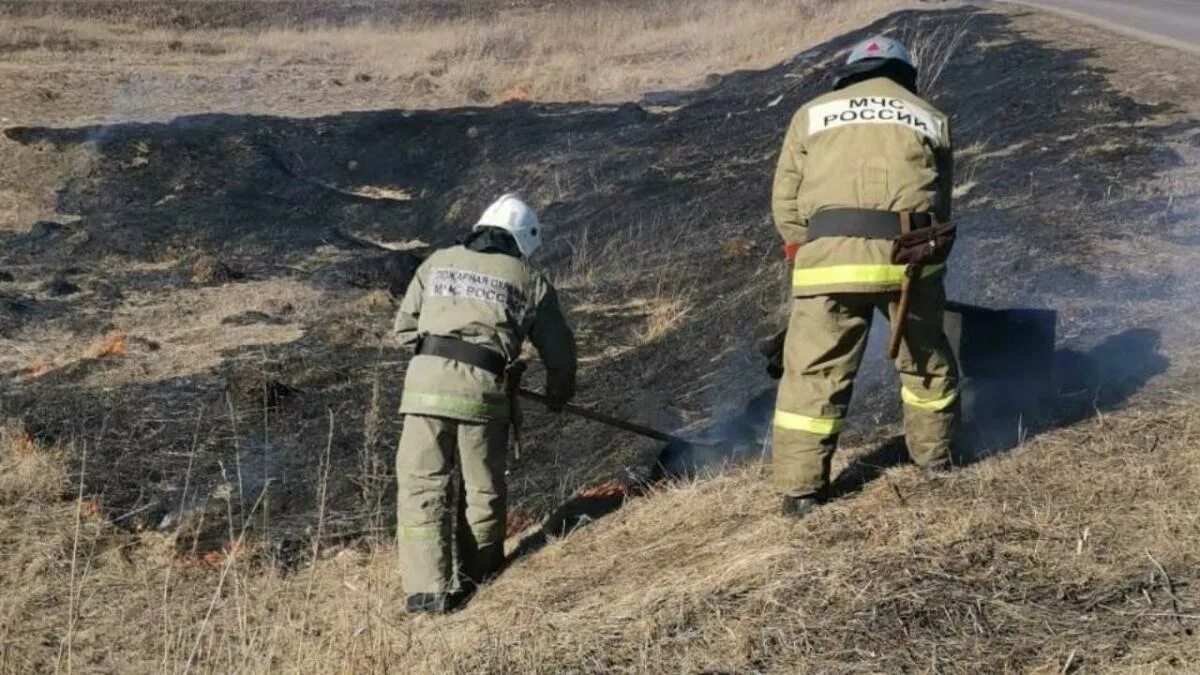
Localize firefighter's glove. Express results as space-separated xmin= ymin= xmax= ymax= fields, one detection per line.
xmin=504 ymin=360 xmax=528 ymax=395
xmin=892 ymin=221 xmax=956 ymax=266
xmin=760 ymin=328 xmax=787 ymax=380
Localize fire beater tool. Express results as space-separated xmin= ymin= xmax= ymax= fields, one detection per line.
xmin=517 ymin=388 xmax=734 ymax=479
xmin=519 ymin=388 xmax=692 ymax=445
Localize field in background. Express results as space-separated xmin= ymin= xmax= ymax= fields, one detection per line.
xmin=0 ymin=0 xmax=913 ymax=126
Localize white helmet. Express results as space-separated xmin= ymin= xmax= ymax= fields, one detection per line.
xmin=846 ymin=36 xmax=914 ymax=68
xmin=836 ymin=36 xmax=918 ymax=92
xmin=475 ymin=193 xmax=542 ymax=257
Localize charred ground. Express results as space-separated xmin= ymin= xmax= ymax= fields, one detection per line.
xmin=3 ymin=2 xmax=1194 ymax=537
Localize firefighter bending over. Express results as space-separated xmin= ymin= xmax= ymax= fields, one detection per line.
xmin=770 ymin=36 xmax=960 ymax=518
xmin=392 ymin=194 xmax=577 ymax=614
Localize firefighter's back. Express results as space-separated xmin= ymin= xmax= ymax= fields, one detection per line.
xmin=400 ymin=244 xmax=547 ymax=423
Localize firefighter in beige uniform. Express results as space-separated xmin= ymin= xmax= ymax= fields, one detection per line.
xmin=393 ymin=194 xmax=577 ymax=614
xmin=771 ymin=37 xmax=960 ymax=517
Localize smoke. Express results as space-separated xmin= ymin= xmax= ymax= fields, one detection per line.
xmin=654 ymin=298 xmax=1166 ymax=480
xmin=654 ymin=386 xmax=775 ymax=481
xmin=651 ymin=338 xmax=777 ymax=480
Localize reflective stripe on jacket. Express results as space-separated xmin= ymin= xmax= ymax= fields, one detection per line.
xmin=393 ymin=244 xmax=576 ymax=423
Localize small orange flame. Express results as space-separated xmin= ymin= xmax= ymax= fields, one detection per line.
xmin=178 ymin=539 xmax=258 ymax=568
xmin=88 ymin=330 xmax=127 ymax=359
xmin=79 ymin=497 xmax=103 ymax=519
xmin=11 ymin=429 xmax=39 ymax=454
xmin=224 ymin=539 xmax=254 ymax=559
xmin=500 ymin=82 xmax=533 ymax=103
xmin=24 ymin=329 xmax=127 ymax=378
xmin=506 ymin=508 xmax=538 ymax=537
xmin=577 ymin=480 xmax=633 ymax=500
xmin=26 ymin=362 xmax=56 ymax=379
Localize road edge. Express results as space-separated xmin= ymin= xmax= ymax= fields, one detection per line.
xmin=993 ymin=0 xmax=1200 ymax=56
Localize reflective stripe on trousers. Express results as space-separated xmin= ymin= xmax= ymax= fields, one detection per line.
xmin=901 ymin=386 xmax=959 ymax=411
xmin=396 ymin=415 xmax=509 ymax=595
xmin=773 ymin=410 xmax=843 ymax=436
xmin=775 ymin=386 xmax=957 ymax=438
xmin=772 ymin=286 xmax=958 ymax=496
xmin=398 ymin=525 xmax=442 ymax=541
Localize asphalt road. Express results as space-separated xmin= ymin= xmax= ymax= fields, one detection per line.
xmin=1001 ymin=0 xmax=1200 ymax=53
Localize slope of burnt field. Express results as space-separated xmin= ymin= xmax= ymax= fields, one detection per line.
xmin=1 ymin=3 xmax=1196 ymax=554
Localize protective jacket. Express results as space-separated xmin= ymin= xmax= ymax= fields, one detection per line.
xmin=772 ymin=76 xmax=953 ymax=296
xmin=394 ymin=233 xmax=576 ymax=423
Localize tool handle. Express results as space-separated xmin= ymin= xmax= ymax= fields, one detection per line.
xmin=518 ymin=388 xmax=684 ymax=444
xmin=888 ymin=273 xmax=915 ymax=360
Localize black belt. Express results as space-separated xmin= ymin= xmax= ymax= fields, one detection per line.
xmin=416 ymin=335 xmax=508 ymax=377
xmin=806 ymin=208 xmax=935 ymax=242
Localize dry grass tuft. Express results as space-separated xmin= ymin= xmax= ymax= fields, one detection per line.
xmin=189 ymin=255 xmax=242 ymax=285
xmin=0 ymin=423 xmax=68 ymax=505
xmin=720 ymin=236 xmax=757 ymax=262
xmin=901 ymin=12 xmax=975 ymax=92
xmin=636 ymin=290 xmax=693 ymax=345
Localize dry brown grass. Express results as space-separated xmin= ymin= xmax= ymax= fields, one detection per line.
xmin=250 ymin=0 xmax=915 ymax=104
xmin=2 ymin=395 xmax=1196 ymax=672
xmin=394 ymin=398 xmax=1200 ymax=672
xmin=0 ymin=0 xmax=915 ymax=112
xmin=634 ymin=288 xmax=694 ymax=345
xmin=0 ymin=423 xmax=67 ymax=505
xmin=0 ymin=277 xmax=325 ymax=385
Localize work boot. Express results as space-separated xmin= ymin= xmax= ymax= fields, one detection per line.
xmin=405 ymin=593 xmax=452 ymax=616
xmin=470 ymin=545 xmax=506 ymax=586
xmin=781 ymin=494 xmax=822 ymax=519
xmin=921 ymin=461 xmax=953 ymax=481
